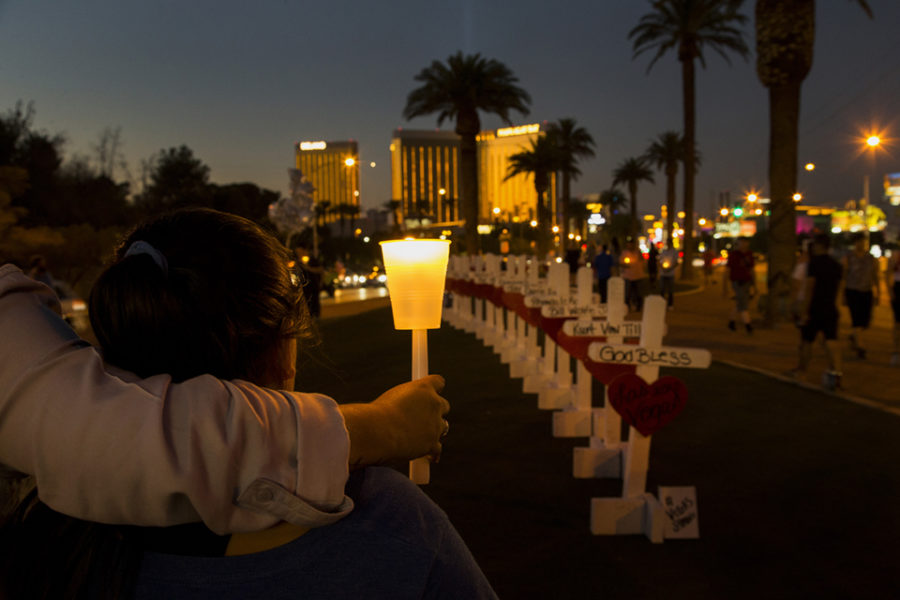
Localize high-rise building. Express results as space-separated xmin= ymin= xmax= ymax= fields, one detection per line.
xmin=389 ymin=129 xmax=460 ymax=225
xmin=389 ymin=124 xmax=557 ymax=230
xmin=294 ymin=140 xmax=360 ymax=224
xmin=476 ymin=123 xmax=557 ymax=225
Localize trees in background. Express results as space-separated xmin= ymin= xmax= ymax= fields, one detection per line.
xmin=612 ymin=156 xmax=655 ymax=230
xmin=630 ymin=0 xmax=748 ymax=277
xmin=545 ymin=118 xmax=595 ymax=245
xmin=756 ymin=0 xmax=872 ymax=321
xmin=506 ymin=135 xmax=561 ymax=257
xmin=404 ymin=51 xmax=531 ymax=254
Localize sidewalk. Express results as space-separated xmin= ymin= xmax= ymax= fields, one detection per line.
xmin=663 ymin=266 xmax=900 ymax=414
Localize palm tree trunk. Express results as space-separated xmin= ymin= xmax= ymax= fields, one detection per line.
xmin=629 ymin=181 xmax=639 ymax=235
xmin=459 ymin=134 xmax=479 ymax=255
xmin=765 ymin=81 xmax=801 ymax=323
xmin=536 ymin=187 xmax=550 ymax=257
xmin=681 ymin=57 xmax=696 ymax=280
xmin=561 ymin=172 xmax=570 ymax=250
xmin=666 ymin=166 xmax=677 ymax=242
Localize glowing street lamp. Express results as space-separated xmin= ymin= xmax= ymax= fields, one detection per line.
xmin=747 ymin=193 xmax=758 ymax=203
xmin=804 ymin=163 xmax=816 ymax=171
xmin=719 ymin=207 xmax=729 ymax=217
xmin=792 ymin=193 xmax=803 ymax=202
xmin=867 ymin=135 xmax=881 ymax=148
xmin=379 ymin=239 xmax=451 ymax=484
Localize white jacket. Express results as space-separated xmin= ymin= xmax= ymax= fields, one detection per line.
xmin=0 ymin=264 xmax=351 ymax=534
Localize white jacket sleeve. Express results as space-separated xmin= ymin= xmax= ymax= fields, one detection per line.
xmin=0 ymin=264 xmax=351 ymax=534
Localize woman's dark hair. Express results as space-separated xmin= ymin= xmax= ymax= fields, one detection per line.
xmin=90 ymin=208 xmax=312 ymax=383
xmin=1 ymin=209 xmax=314 ymax=600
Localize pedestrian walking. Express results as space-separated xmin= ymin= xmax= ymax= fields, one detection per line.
xmin=726 ymin=237 xmax=755 ymax=334
xmin=842 ymin=233 xmax=879 ymax=359
xmin=620 ymin=238 xmax=647 ymax=312
xmin=791 ymin=234 xmax=844 ymax=390
xmin=647 ymin=243 xmax=659 ymax=287
xmin=658 ymin=243 xmax=678 ymax=308
xmin=592 ymin=244 xmax=615 ymax=303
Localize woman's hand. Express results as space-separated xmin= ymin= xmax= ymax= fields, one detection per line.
xmin=340 ymin=375 xmax=450 ymax=468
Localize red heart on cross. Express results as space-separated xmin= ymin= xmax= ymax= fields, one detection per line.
xmin=607 ymin=374 xmax=688 ymax=437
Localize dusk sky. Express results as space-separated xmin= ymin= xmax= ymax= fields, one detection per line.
xmin=1 ymin=0 xmax=898 ymax=216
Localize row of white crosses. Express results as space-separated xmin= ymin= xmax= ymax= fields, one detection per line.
xmin=443 ymin=253 xmax=711 ymax=542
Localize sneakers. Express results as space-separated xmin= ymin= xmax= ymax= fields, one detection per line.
xmin=728 ymin=320 xmax=736 ymax=331
xmin=822 ymin=371 xmax=843 ymax=392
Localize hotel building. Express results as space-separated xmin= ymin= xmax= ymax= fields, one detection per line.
xmin=389 ymin=129 xmax=460 ymax=224
xmin=294 ymin=140 xmax=360 ymax=224
xmin=476 ymin=123 xmax=557 ymax=225
xmin=389 ymin=124 xmax=557 ymax=229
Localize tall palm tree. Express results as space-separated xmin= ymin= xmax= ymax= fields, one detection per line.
xmin=612 ymin=157 xmax=655 ymax=231
xmin=505 ymin=135 xmax=560 ymax=257
xmin=630 ymin=0 xmax=748 ymax=277
xmin=316 ymin=200 xmax=331 ymax=228
xmin=643 ymin=131 xmax=682 ymax=242
xmin=404 ymin=52 xmax=531 ymax=255
xmin=383 ymin=199 xmax=403 ymax=232
xmin=545 ymin=118 xmax=595 ymax=245
xmin=756 ymin=0 xmax=872 ymax=321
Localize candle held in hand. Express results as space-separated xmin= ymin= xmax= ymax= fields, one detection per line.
xmin=380 ymin=239 xmax=451 ymax=330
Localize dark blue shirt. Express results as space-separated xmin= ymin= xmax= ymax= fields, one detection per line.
xmin=592 ymin=252 xmax=614 ymax=279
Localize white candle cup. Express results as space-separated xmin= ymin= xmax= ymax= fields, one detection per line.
xmin=380 ymin=239 xmax=451 ymax=330
xmin=380 ymin=239 xmax=451 ymax=485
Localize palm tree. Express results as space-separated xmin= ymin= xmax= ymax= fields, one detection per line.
xmin=600 ymin=187 xmax=628 ymax=216
xmin=643 ymin=131 xmax=682 ymax=242
xmin=630 ymin=0 xmax=748 ymax=277
xmin=600 ymin=187 xmax=632 ymax=242
xmin=612 ymin=157 xmax=655 ymax=230
xmin=545 ymin=118 xmax=595 ymax=245
xmin=505 ymin=135 xmax=560 ymax=257
xmin=756 ymin=0 xmax=872 ymax=321
xmin=403 ymin=52 xmax=531 ymax=255
xmin=316 ymin=200 xmax=331 ymax=228
xmin=568 ymin=199 xmax=592 ymax=240
xmin=384 ymin=199 xmax=403 ymax=232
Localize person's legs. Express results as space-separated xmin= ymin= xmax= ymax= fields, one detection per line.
xmin=822 ymin=313 xmax=842 ymax=389
xmin=731 ymin=281 xmax=752 ymax=332
xmin=661 ymin=276 xmax=674 ymax=307
xmin=598 ymin=278 xmax=608 ymax=304
xmin=846 ymin=289 xmax=871 ymax=358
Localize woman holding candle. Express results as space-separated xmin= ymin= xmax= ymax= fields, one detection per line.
xmin=1 ymin=209 xmax=494 ymax=599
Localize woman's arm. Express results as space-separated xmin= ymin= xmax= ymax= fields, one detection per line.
xmin=0 ymin=265 xmax=447 ymax=534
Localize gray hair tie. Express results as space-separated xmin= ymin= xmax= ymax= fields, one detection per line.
xmin=124 ymin=241 xmax=168 ymax=275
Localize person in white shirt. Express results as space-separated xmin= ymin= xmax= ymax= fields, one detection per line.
xmin=1 ymin=209 xmax=493 ymax=599
xmin=0 ymin=229 xmax=449 ymax=533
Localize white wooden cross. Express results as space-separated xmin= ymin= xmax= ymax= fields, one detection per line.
xmin=552 ymin=266 xmax=601 ymax=435
xmin=535 ymin=262 xmax=577 ymax=409
xmin=587 ymin=295 xmax=711 ymax=542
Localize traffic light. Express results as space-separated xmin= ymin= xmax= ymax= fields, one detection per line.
xmin=733 ymin=207 xmax=744 ymax=218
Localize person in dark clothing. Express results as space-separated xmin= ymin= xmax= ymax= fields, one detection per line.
xmin=791 ymin=233 xmax=844 ymax=390
xmin=564 ymin=241 xmax=581 ymax=285
xmin=592 ymin=244 xmax=614 ymax=303
xmin=726 ymin=237 xmax=755 ymax=334
xmin=647 ymin=243 xmax=659 ymax=286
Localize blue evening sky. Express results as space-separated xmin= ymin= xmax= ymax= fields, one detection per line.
xmin=1 ymin=0 xmax=898 ymax=215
